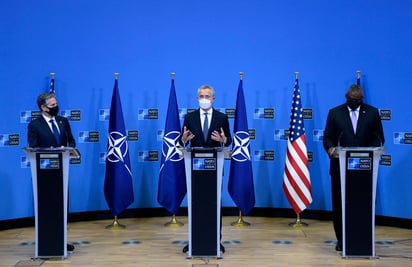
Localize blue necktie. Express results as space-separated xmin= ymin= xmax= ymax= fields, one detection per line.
xmin=50 ymin=119 xmax=61 ymax=146
xmin=203 ymin=112 xmax=209 ymax=142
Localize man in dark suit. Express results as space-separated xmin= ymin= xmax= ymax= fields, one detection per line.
xmin=181 ymin=84 xmax=232 ymax=254
xmin=28 ymin=93 xmax=76 ymax=148
xmin=181 ymin=85 xmax=232 ymax=148
xmin=27 ymin=93 xmax=76 ymax=252
xmin=323 ymin=84 xmax=384 ymax=252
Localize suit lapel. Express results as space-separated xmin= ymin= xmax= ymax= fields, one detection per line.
xmin=341 ymin=106 xmax=354 ymax=134
xmin=356 ymin=106 xmax=367 ymax=134
xmin=40 ymin=116 xmax=56 ymax=140
xmin=55 ymin=117 xmax=64 ymax=136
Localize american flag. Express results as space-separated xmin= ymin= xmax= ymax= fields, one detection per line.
xmin=49 ymin=73 xmax=55 ymax=94
xmin=282 ymin=77 xmax=312 ymax=214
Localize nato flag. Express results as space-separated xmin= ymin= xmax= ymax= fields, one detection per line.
xmin=157 ymin=79 xmax=186 ymax=214
xmin=104 ymin=78 xmax=134 ymax=217
xmin=228 ymin=79 xmax=255 ymax=215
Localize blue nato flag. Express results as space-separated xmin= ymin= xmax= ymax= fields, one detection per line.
xmin=157 ymin=78 xmax=186 ymax=214
xmin=228 ymin=78 xmax=255 ymax=215
xmin=104 ymin=78 xmax=134 ymax=217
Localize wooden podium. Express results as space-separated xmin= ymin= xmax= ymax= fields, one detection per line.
xmin=337 ymin=146 xmax=384 ymax=258
xmin=183 ymin=147 xmax=225 ymax=259
xmin=23 ymin=147 xmax=80 ymax=259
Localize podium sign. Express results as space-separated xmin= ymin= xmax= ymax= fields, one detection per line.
xmin=337 ymin=146 xmax=384 ymax=258
xmin=183 ymin=147 xmax=225 ymax=258
xmin=23 ymin=147 xmax=79 ymax=259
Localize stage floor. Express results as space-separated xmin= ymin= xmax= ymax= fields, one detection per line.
xmin=1 ymin=216 xmax=411 ymax=267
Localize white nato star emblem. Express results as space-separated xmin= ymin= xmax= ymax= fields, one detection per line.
xmin=162 ymin=130 xmax=183 ymax=163
xmin=106 ymin=131 xmax=128 ymax=163
xmin=231 ymin=131 xmax=251 ymax=162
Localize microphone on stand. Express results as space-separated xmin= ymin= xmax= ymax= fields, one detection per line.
xmin=337 ymin=131 xmax=343 ymax=149
xmin=332 ymin=131 xmax=343 ymax=158
xmin=376 ymin=133 xmax=383 ymax=148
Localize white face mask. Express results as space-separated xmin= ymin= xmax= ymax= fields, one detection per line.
xmin=199 ymin=98 xmax=212 ymax=110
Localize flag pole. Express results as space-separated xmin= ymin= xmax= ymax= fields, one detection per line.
xmin=230 ymin=210 xmax=251 ymax=226
xmin=105 ymin=72 xmax=126 ymax=230
xmin=288 ymin=213 xmax=308 ymax=227
xmin=239 ymin=71 xmax=244 ymax=80
xmin=49 ymin=72 xmax=55 ymax=94
xmin=287 ymin=71 xmax=309 ymax=228
xmin=230 ymin=72 xmax=252 ymax=227
xmin=164 ymin=214 xmax=184 ymax=227
xmin=106 ymin=215 xmax=126 ymax=229
xmin=162 ymin=72 xmax=184 ymax=227
xmin=356 ymin=70 xmax=361 ymax=86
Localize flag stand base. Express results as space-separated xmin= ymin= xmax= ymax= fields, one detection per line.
xmin=230 ymin=211 xmax=251 ymax=226
xmin=288 ymin=214 xmax=309 ymax=227
xmin=106 ymin=216 xmax=126 ymax=229
xmin=164 ymin=214 xmax=184 ymax=227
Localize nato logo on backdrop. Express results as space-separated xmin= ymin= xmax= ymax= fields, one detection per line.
xmin=21 ymin=156 xmax=30 ymax=168
xmin=138 ymin=151 xmax=159 ymax=162
xmin=138 ymin=109 xmax=158 ymax=120
xmin=313 ymin=130 xmax=324 ymax=142
xmin=78 ymin=131 xmax=100 ymax=143
xmin=99 ymin=109 xmax=110 ymax=121
xmin=254 ymin=108 xmax=275 ymax=119
xmin=0 ymin=134 xmax=19 ymax=146
xmin=274 ymin=129 xmax=288 ymax=141
xmin=254 ymin=150 xmax=275 ymax=161
xmin=393 ymin=132 xmax=412 ymax=144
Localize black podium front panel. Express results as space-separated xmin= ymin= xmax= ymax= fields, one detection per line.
xmin=36 ymin=152 xmax=65 ymax=257
xmin=191 ymin=149 xmax=218 ymax=256
xmin=344 ymin=150 xmax=374 ymax=256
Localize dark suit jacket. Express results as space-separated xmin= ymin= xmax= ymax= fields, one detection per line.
xmin=28 ymin=115 xmax=76 ymax=148
xmin=182 ymin=108 xmax=232 ymax=148
xmin=323 ymin=103 xmax=385 ymax=176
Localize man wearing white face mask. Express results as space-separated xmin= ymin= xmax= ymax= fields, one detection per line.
xmin=180 ymin=84 xmax=232 ymax=254
xmin=181 ymin=84 xmax=232 ymax=148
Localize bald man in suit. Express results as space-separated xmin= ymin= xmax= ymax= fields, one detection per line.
xmin=323 ymin=84 xmax=384 ymax=252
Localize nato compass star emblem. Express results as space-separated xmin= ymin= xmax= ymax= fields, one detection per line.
xmin=161 ymin=131 xmax=183 ymax=166
xmin=231 ymin=131 xmax=251 ymax=162
xmin=106 ymin=131 xmax=131 ymax=173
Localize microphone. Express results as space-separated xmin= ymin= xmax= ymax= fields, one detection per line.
xmin=374 ymin=132 xmax=383 ymax=147
xmin=337 ymin=131 xmax=343 ymax=148
xmin=332 ymin=131 xmax=343 ymax=158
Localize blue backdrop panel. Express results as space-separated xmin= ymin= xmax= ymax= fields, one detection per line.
xmin=1 ymin=0 xmax=411 ymax=220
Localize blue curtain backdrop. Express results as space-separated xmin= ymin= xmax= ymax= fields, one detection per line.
xmin=1 ymin=0 xmax=411 ymax=220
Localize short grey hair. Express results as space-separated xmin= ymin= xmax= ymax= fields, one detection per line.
xmin=197 ymin=84 xmax=215 ymax=96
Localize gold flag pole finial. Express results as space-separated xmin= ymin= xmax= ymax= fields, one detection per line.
xmin=50 ymin=72 xmax=55 ymax=79
xmin=171 ymin=72 xmax=175 ymax=80
xmin=294 ymin=71 xmax=299 ymax=79
xmin=357 ymin=70 xmax=361 ymax=79
xmin=114 ymin=72 xmax=119 ymax=80
xmin=239 ymin=72 xmax=244 ymax=80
